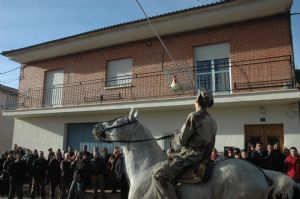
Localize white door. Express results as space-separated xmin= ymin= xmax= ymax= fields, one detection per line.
xmin=44 ymin=70 xmax=64 ymax=107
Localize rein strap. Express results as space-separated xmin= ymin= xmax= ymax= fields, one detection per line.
xmin=103 ymin=134 xmax=174 ymax=143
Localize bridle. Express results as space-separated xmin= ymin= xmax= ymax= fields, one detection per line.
xmin=97 ymin=117 xmax=174 ymax=143
xmin=102 ymin=117 xmax=138 ymax=132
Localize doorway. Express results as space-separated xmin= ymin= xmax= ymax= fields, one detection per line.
xmin=244 ymin=124 xmax=284 ymax=150
xmin=67 ymin=123 xmax=115 ymax=153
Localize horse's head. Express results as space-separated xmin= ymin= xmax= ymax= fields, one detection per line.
xmin=92 ymin=108 xmax=139 ymax=142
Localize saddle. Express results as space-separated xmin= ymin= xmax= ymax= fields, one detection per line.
xmin=177 ymin=160 xmax=216 ymax=184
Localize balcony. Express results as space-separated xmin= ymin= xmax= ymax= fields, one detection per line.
xmin=3 ymin=55 xmax=296 ymax=111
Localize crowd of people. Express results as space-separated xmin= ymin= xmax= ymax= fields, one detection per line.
xmin=0 ymin=144 xmax=129 ymax=199
xmin=1 ymin=142 xmax=299 ymax=199
xmin=209 ymin=142 xmax=300 ymax=184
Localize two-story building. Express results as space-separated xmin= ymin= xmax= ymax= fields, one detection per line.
xmin=1 ymin=0 xmax=299 ymax=153
xmin=0 ymin=84 xmax=17 ymax=152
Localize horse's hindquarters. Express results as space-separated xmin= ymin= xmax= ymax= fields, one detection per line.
xmin=176 ymin=159 xmax=270 ymax=199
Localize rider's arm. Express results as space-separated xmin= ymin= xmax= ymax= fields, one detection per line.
xmin=172 ymin=112 xmax=195 ymax=146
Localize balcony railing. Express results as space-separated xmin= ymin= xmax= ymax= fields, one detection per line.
xmin=3 ymin=55 xmax=295 ymax=110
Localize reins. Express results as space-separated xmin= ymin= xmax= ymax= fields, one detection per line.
xmin=102 ymin=134 xmax=174 ymax=143
xmin=98 ymin=117 xmax=175 ymax=143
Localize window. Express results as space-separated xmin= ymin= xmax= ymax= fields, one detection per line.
xmin=43 ymin=70 xmax=64 ymax=107
xmin=106 ymin=58 xmax=132 ymax=87
xmin=194 ymin=43 xmax=231 ymax=94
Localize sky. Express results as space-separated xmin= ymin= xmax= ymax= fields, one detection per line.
xmin=0 ymin=0 xmax=299 ymax=89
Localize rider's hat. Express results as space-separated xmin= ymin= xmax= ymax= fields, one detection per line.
xmin=196 ymin=89 xmax=214 ymax=109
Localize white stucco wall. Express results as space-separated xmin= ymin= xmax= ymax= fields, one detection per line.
xmin=12 ymin=103 xmax=300 ymax=153
xmin=0 ymin=91 xmax=14 ymax=152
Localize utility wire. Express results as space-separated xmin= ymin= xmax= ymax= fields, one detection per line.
xmin=0 ymin=67 xmax=20 ymax=75
xmin=135 ymin=0 xmax=175 ymax=64
xmin=134 ymin=0 xmax=196 ymax=88
xmin=0 ymin=77 xmax=19 ymax=84
xmin=291 ymin=13 xmax=300 ymax=16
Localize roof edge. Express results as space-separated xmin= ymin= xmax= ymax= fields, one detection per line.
xmin=1 ymin=1 xmax=231 ymax=56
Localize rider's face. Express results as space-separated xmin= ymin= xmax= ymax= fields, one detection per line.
xmin=194 ymin=100 xmax=200 ymax=111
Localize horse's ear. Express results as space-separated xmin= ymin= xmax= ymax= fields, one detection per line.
xmin=133 ymin=110 xmax=139 ymax=119
xmin=129 ymin=107 xmax=135 ymax=121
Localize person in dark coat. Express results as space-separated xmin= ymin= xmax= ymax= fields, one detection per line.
xmin=90 ymin=152 xmax=107 ymax=199
xmin=250 ymin=143 xmax=266 ymax=168
xmin=2 ymin=154 xmax=14 ymax=196
xmin=68 ymin=153 xmax=87 ymax=199
xmin=8 ymin=153 xmax=26 ymax=199
xmin=82 ymin=153 xmax=92 ymax=191
xmin=272 ymin=143 xmax=285 ymax=172
xmin=0 ymin=155 xmax=4 ymax=196
xmin=82 ymin=145 xmax=92 ymax=160
xmin=22 ymin=149 xmax=35 ymax=195
xmin=48 ymin=152 xmax=62 ymax=199
xmin=30 ymin=151 xmax=48 ymax=199
xmin=27 ymin=149 xmax=38 ymax=196
xmin=264 ymin=144 xmax=274 ymax=170
xmin=60 ymin=153 xmax=73 ymax=199
xmin=115 ymin=153 xmax=129 ymax=199
xmin=101 ymin=147 xmax=110 ymax=190
xmin=108 ymin=147 xmax=121 ymax=193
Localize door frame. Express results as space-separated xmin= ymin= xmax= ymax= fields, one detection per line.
xmin=244 ymin=124 xmax=284 ymax=151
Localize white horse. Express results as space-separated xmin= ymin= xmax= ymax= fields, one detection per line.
xmin=93 ymin=109 xmax=299 ymax=199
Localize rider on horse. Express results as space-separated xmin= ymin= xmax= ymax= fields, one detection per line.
xmin=154 ymin=89 xmax=217 ymax=199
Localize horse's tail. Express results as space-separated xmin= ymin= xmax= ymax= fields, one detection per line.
xmin=263 ymin=169 xmax=298 ymax=199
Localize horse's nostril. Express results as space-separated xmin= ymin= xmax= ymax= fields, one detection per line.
xmin=101 ymin=130 xmax=106 ymax=138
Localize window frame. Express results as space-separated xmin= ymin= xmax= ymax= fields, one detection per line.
xmin=194 ymin=43 xmax=232 ymax=94
xmin=105 ymin=58 xmax=133 ymax=88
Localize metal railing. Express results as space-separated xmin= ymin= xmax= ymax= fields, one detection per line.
xmin=3 ymin=55 xmax=295 ymax=110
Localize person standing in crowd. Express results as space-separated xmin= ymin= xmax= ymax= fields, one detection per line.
xmin=264 ymin=144 xmax=274 ymax=170
xmin=272 ymin=143 xmax=284 ymax=172
xmin=115 ymin=152 xmax=129 ymax=199
xmin=60 ymin=153 xmax=73 ymax=199
xmin=210 ymin=148 xmax=223 ymax=162
xmin=284 ymin=148 xmax=291 ymax=158
xmin=247 ymin=143 xmax=255 ymax=158
xmin=2 ymin=154 xmax=14 ymax=196
xmin=30 ymin=151 xmax=48 ymax=199
xmin=68 ymin=153 xmax=87 ymax=199
xmin=8 ymin=153 xmax=26 ymax=199
xmin=250 ymin=142 xmax=265 ymax=168
xmin=0 ymin=154 xmax=4 ymax=196
xmin=22 ymin=149 xmax=35 ymax=196
xmin=47 ymin=148 xmax=55 ymax=163
xmin=15 ymin=147 xmax=25 ymax=157
xmin=225 ymin=148 xmax=234 ymax=159
xmin=48 ymin=152 xmax=62 ymax=199
xmin=234 ymin=148 xmax=241 ymax=159
xmin=90 ymin=152 xmax=107 ymax=199
xmin=108 ymin=147 xmax=121 ymax=194
xmin=27 ymin=149 xmax=38 ymax=196
xmin=284 ymin=147 xmax=300 ymax=184
xmin=93 ymin=147 xmax=99 ymax=157
xmin=101 ymin=147 xmax=110 ymax=190
xmin=82 ymin=145 xmax=92 ymax=160
xmin=67 ymin=147 xmax=75 ymax=160
xmin=82 ymin=153 xmax=92 ymax=191
xmin=241 ymin=149 xmax=249 ymax=161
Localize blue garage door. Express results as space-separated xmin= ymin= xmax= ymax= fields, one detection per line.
xmin=67 ymin=123 xmax=114 ymax=153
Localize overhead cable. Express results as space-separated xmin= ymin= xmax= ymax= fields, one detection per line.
xmin=0 ymin=67 xmax=20 ymax=75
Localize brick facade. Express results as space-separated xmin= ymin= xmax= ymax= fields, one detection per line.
xmin=19 ymin=14 xmax=293 ymax=108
